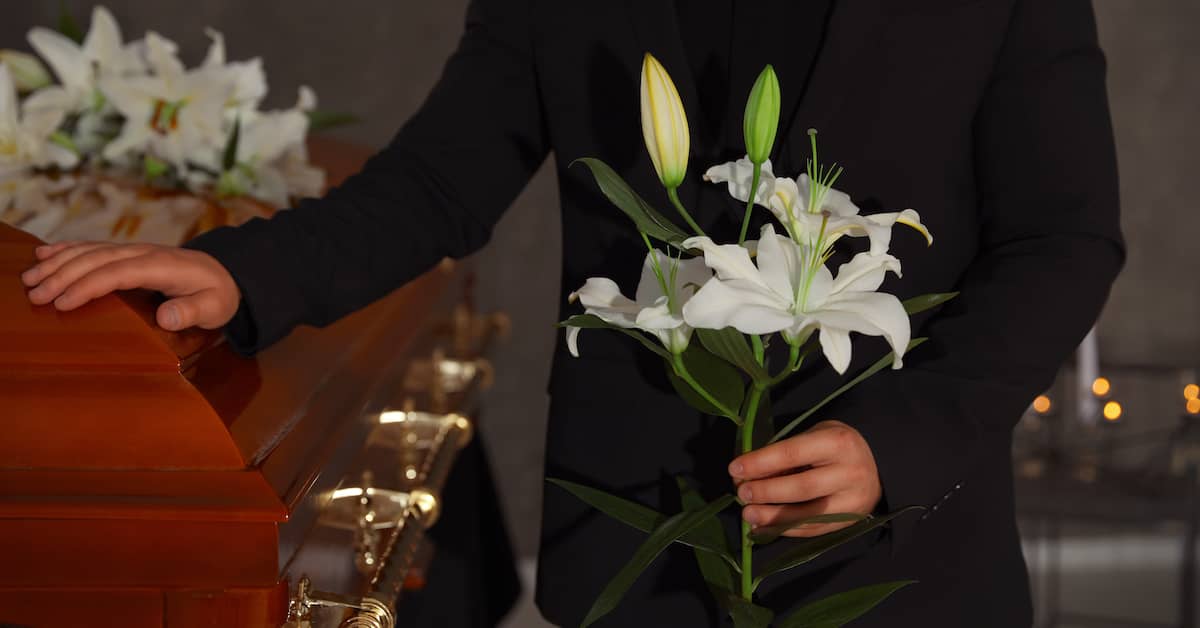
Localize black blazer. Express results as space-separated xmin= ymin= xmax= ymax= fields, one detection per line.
xmin=188 ymin=0 xmax=1123 ymax=625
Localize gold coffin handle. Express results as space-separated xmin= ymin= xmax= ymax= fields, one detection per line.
xmin=284 ymin=413 xmax=471 ymax=628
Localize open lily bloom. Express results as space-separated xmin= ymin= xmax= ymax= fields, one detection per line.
xmin=98 ymin=33 xmax=233 ymax=172
xmin=682 ymin=224 xmax=910 ymax=374
xmin=26 ymin=6 xmax=144 ymax=115
xmin=566 ymin=250 xmax=711 ymax=357
xmin=0 ymin=66 xmax=76 ymax=178
xmin=704 ymin=155 xmax=932 ymax=255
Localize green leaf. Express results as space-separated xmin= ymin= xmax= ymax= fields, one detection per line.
xmin=770 ymin=338 xmax=928 ymax=444
xmin=665 ymin=342 xmax=745 ymax=418
xmin=776 ymin=580 xmax=917 ymax=628
xmin=754 ymin=507 xmax=922 ymax=584
xmin=57 ymin=3 xmax=84 ymax=43
xmin=722 ymin=591 xmax=775 ymax=628
xmin=676 ymin=477 xmax=736 ymax=594
xmin=546 ymin=479 xmax=736 ymax=565
xmin=558 ymin=314 xmax=671 ymax=360
xmin=306 ymin=109 xmax=360 ymax=132
xmin=902 ymin=292 xmax=958 ymax=315
xmin=581 ymin=494 xmax=738 ymax=627
xmin=222 ymin=116 xmax=241 ymax=172
xmin=749 ymin=513 xmax=867 ymax=545
xmin=697 ymin=327 xmax=768 ymax=381
xmin=143 ymin=154 xmax=169 ymax=180
xmin=571 ymin=157 xmax=690 ymax=248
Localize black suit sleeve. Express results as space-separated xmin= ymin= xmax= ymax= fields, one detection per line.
xmin=830 ymin=0 xmax=1124 ymax=545
xmin=185 ymin=0 xmax=549 ymax=354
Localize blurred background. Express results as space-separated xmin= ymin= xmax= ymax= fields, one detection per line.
xmin=3 ymin=2 xmax=1197 ymax=626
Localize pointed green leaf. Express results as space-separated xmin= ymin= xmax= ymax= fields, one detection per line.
xmin=306 ymin=109 xmax=360 ymax=132
xmin=697 ymin=327 xmax=768 ymax=381
xmin=546 ymin=479 xmax=736 ymax=565
xmin=665 ymin=342 xmax=745 ymax=418
xmin=571 ymin=157 xmax=689 ymax=247
xmin=902 ymin=292 xmax=958 ymax=315
xmin=771 ymin=338 xmax=928 ymax=444
xmin=749 ymin=512 xmax=867 ymax=545
xmin=677 ymin=477 xmax=736 ymax=593
xmin=581 ymin=494 xmax=738 ymax=627
xmin=723 ymin=591 xmax=775 ymax=628
xmin=776 ymin=580 xmax=917 ymax=628
xmin=755 ymin=507 xmax=922 ymax=584
xmin=558 ymin=314 xmax=672 ymax=359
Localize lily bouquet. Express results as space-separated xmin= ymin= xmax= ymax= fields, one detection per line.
xmin=0 ymin=6 xmax=342 ymax=243
xmin=554 ymin=53 xmax=956 ymax=627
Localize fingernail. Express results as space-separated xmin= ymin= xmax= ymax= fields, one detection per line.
xmin=35 ymin=245 xmax=47 ymax=253
xmin=28 ymin=286 xmax=43 ymax=300
xmin=729 ymin=462 xmax=744 ymax=477
xmin=53 ymin=295 xmax=70 ymax=309
xmin=743 ymin=508 xmax=759 ymax=525
xmin=163 ymin=306 xmax=179 ymax=329
xmin=738 ymin=485 xmax=752 ymax=502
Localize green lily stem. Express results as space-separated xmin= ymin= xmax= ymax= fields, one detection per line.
xmin=766 ymin=342 xmax=803 ymax=387
xmin=667 ymin=186 xmax=706 ymax=237
xmin=750 ymin=334 xmax=765 ymax=365
xmin=672 ymin=353 xmax=742 ymax=424
xmin=738 ymin=161 xmax=763 ymax=244
xmin=739 ymin=383 xmax=765 ymax=600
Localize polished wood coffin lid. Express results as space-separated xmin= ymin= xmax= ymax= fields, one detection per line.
xmin=0 ymin=138 xmax=460 ymax=528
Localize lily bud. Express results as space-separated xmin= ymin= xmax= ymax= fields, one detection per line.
xmin=640 ymin=53 xmax=689 ymax=189
xmin=743 ymin=64 xmax=780 ymax=165
xmin=0 ymin=49 xmax=52 ymax=92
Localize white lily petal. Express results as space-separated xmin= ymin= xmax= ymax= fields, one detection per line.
xmin=683 ymin=235 xmax=769 ymax=289
xmin=821 ymin=291 xmax=911 ymax=367
xmin=866 ymin=208 xmax=933 ymax=246
xmin=634 ymin=250 xmax=671 ymax=305
xmin=570 ymin=277 xmax=641 ymax=328
xmin=702 ymin=156 xmax=774 ymax=206
xmin=27 ymin=27 xmax=89 ymax=96
xmin=297 ymin=85 xmax=317 ymax=111
xmin=818 ymin=326 xmax=853 ymax=374
xmin=682 ymin=277 xmax=794 ymax=334
xmin=143 ymin=31 xmax=183 ymax=77
xmin=754 ymin=223 xmax=805 ymax=303
xmin=635 ymin=298 xmax=684 ymax=330
xmin=795 ymin=173 xmax=860 ymax=217
xmin=0 ymin=65 xmax=17 ymax=129
xmin=829 ymin=252 xmax=901 ymax=294
xmin=83 ymin=6 xmax=125 ymax=69
xmin=566 ymin=325 xmax=582 ymax=357
xmin=202 ymin=28 xmax=226 ymax=67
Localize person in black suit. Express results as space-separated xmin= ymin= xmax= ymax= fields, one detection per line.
xmin=21 ymin=0 xmax=1123 ymax=625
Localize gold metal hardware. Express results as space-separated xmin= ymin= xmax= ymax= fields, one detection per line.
xmin=283 ymin=575 xmax=396 ymax=628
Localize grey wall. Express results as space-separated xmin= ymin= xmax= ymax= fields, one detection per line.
xmin=3 ymin=2 xmax=1196 ymax=557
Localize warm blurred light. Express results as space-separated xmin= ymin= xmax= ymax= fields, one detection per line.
xmin=379 ymin=410 xmax=409 ymax=424
xmin=1091 ymin=377 xmax=1111 ymax=397
xmin=1187 ymin=398 xmax=1200 ymax=415
xmin=1103 ymin=401 xmax=1122 ymax=421
xmin=1032 ymin=395 xmax=1052 ymax=414
xmin=1185 ymin=384 xmax=1200 ymax=401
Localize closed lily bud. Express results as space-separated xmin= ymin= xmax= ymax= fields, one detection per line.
xmin=743 ymin=64 xmax=780 ymax=165
xmin=0 ymin=49 xmax=52 ymax=92
xmin=640 ymin=53 xmax=689 ymax=189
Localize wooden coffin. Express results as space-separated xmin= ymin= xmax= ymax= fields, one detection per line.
xmin=0 ymin=142 xmax=498 ymax=627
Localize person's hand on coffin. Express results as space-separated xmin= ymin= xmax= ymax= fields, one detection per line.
xmin=20 ymin=241 xmax=240 ymax=332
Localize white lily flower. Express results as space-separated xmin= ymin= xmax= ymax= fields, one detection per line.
xmin=218 ymin=87 xmax=321 ymax=206
xmin=704 ymin=155 xmax=932 ymax=255
xmin=682 ymin=223 xmax=910 ymax=374
xmin=0 ymin=50 xmax=52 ymax=92
xmin=566 ymin=250 xmax=711 ymax=357
xmin=27 ymin=6 xmax=144 ymax=114
xmin=0 ymin=65 xmax=77 ymax=177
xmin=201 ymin=28 xmax=267 ymax=115
xmin=98 ymin=32 xmax=232 ymax=172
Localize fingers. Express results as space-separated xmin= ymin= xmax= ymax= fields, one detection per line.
xmin=737 ymin=465 xmax=847 ymax=505
xmin=52 ymin=255 xmax=195 ymax=311
xmin=25 ymin=245 xmax=147 ymax=305
xmin=742 ymin=497 xmax=865 ymax=538
xmin=729 ymin=426 xmax=850 ymax=480
xmin=34 ymin=240 xmax=80 ymax=260
xmin=23 ymin=242 xmax=115 ymax=291
xmin=158 ymin=291 xmax=229 ymax=330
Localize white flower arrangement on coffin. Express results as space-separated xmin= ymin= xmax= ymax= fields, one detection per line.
xmin=0 ymin=6 xmax=343 ymax=245
xmin=553 ymin=54 xmax=960 ymax=627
